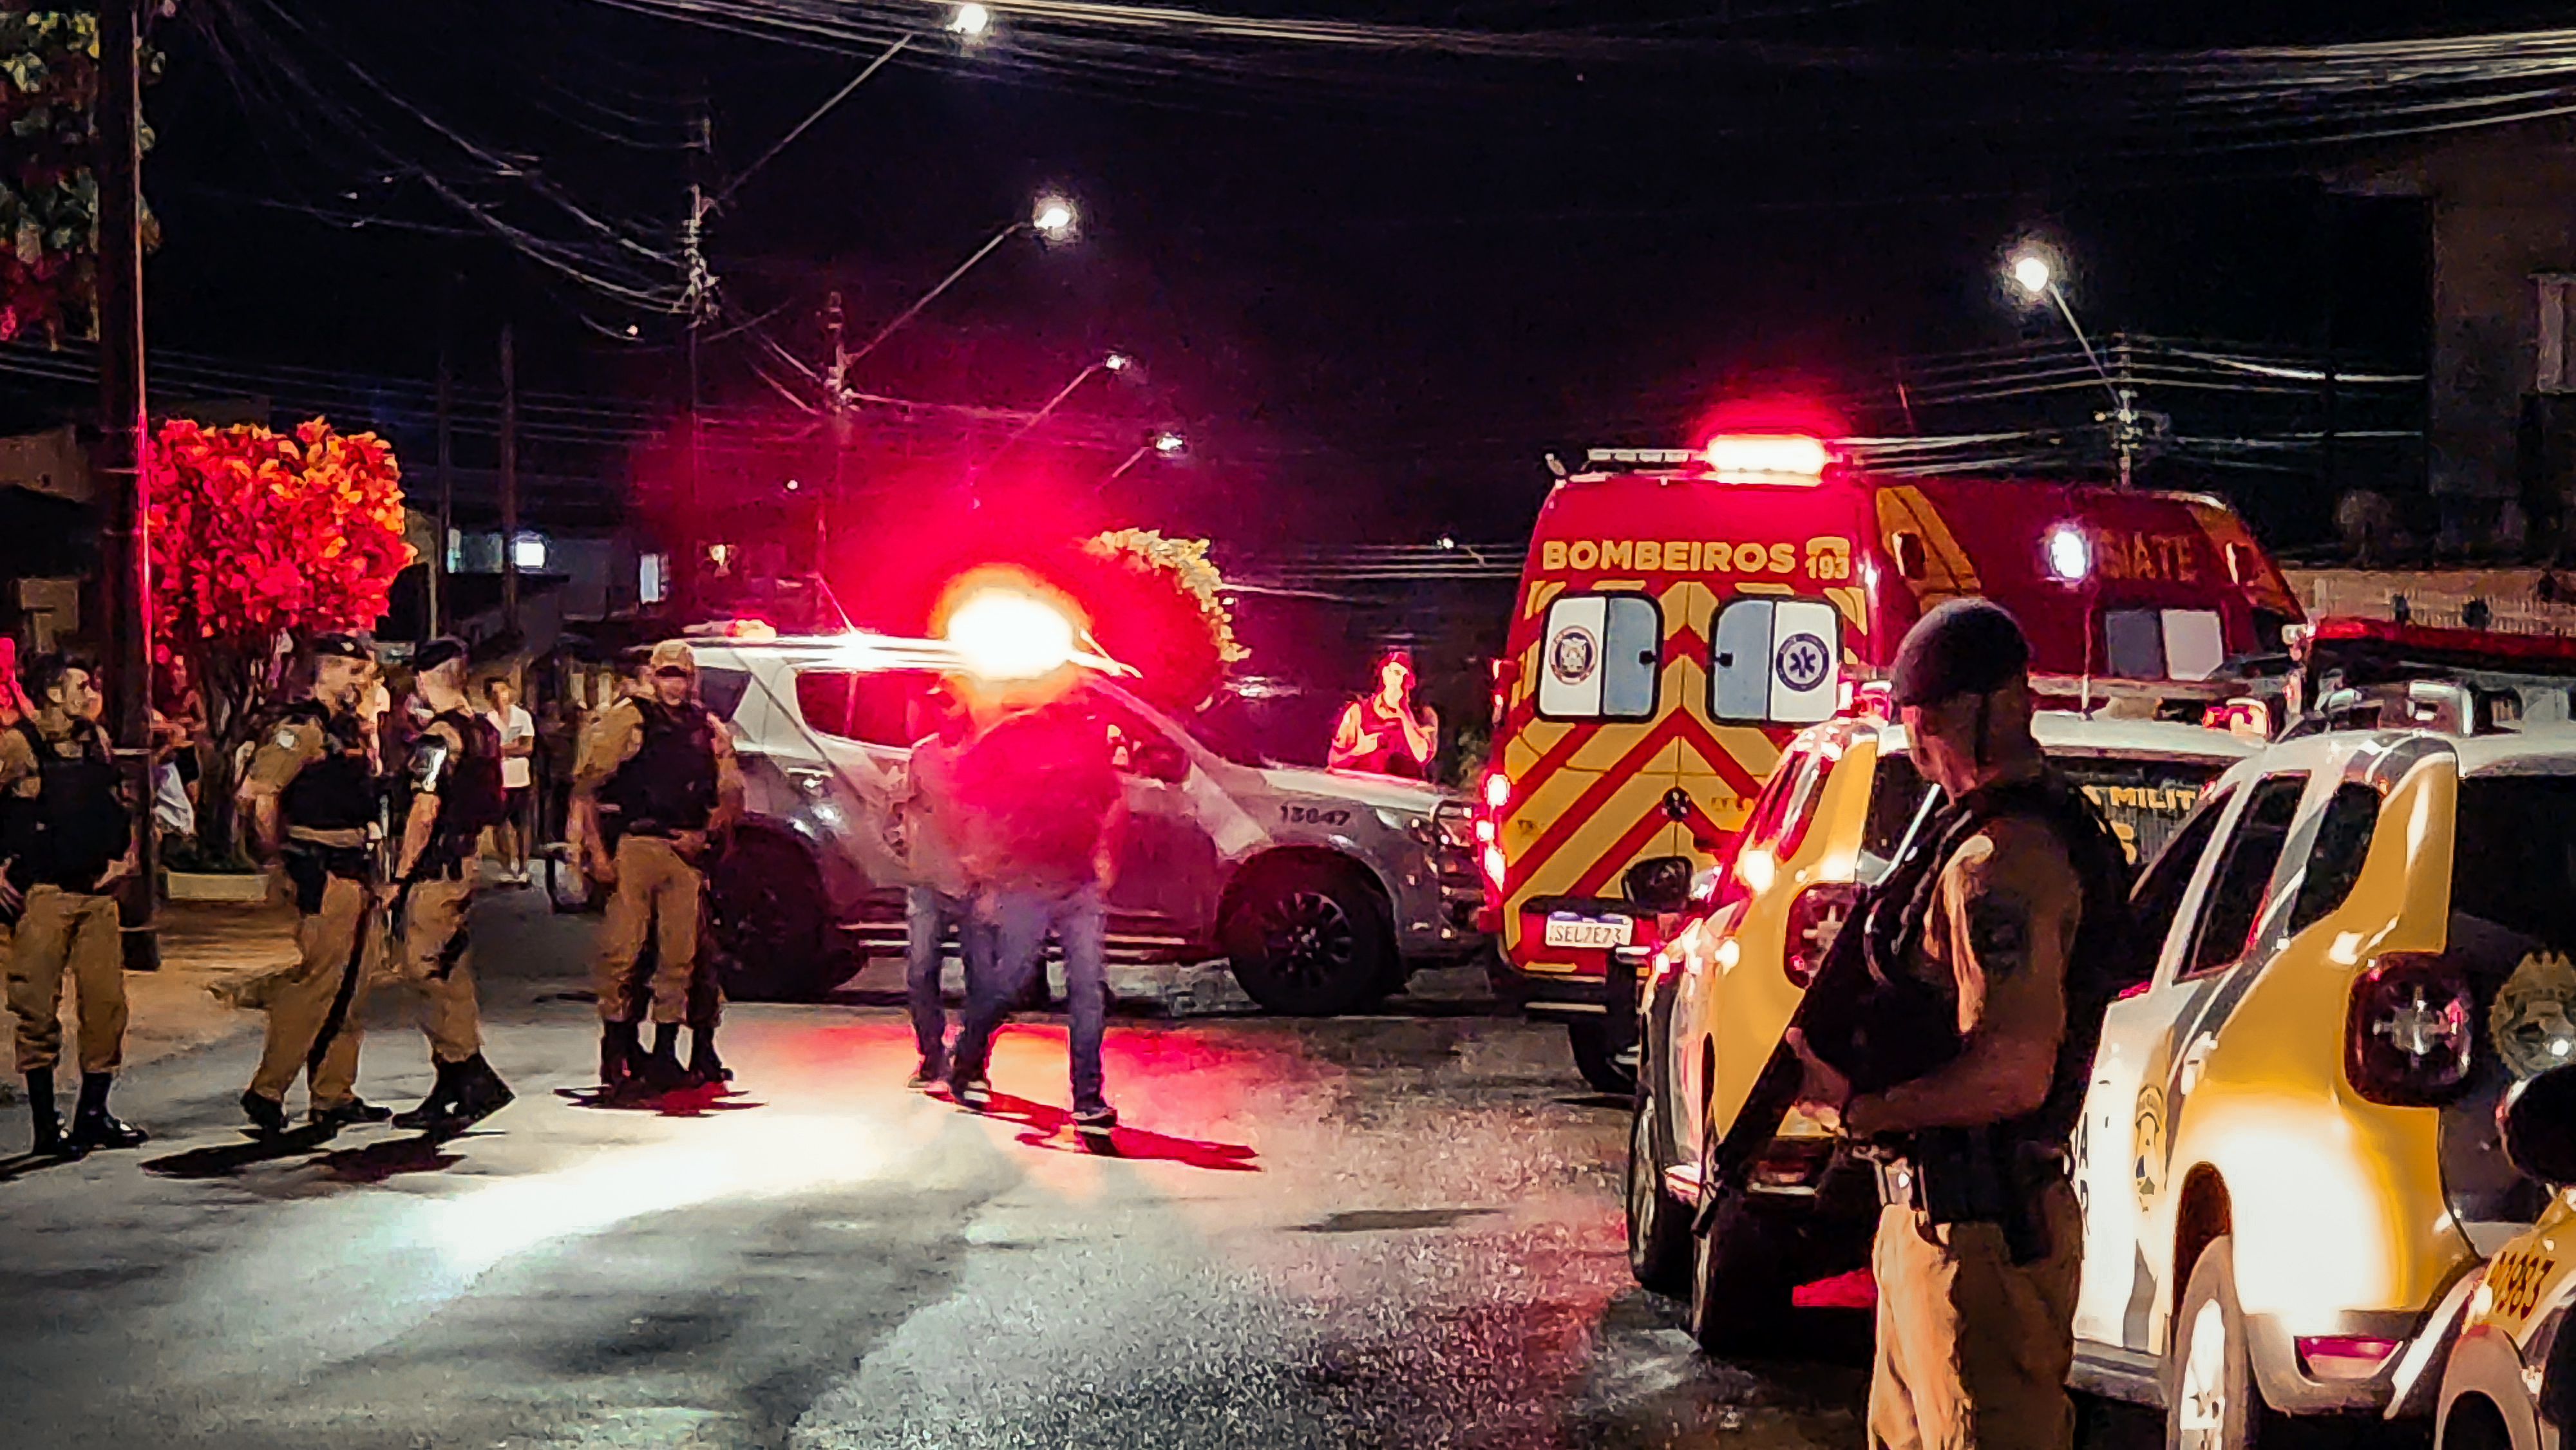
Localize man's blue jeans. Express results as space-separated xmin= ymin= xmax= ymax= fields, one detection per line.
xmin=950 ymin=885 xmax=1108 ymax=1115
xmin=905 ymin=886 xmax=994 ymax=1068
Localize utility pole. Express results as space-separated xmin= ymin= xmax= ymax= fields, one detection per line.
xmin=820 ymin=289 xmax=849 ymax=569
xmin=95 ymin=0 xmax=156 ymax=968
xmin=433 ymin=344 xmax=452 ymax=637
xmin=499 ymin=324 xmax=520 ymax=639
xmin=679 ymin=98 xmax=714 ymax=619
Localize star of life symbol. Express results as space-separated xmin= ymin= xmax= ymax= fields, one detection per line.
xmin=1774 ymin=632 xmax=1830 ymax=693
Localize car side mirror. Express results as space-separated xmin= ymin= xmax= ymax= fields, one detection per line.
xmin=1132 ymin=740 xmax=1191 ymax=785
xmin=2501 ymin=1065 xmax=2576 ymax=1189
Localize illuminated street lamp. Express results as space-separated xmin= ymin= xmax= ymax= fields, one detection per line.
xmin=842 ymin=194 xmax=1084 ymax=369
xmin=1104 ymin=429 xmax=1188 ymax=484
xmin=979 ymin=352 xmax=1139 ymax=480
xmin=718 ymin=5 xmax=1000 ymax=209
xmin=2006 ymin=247 xmax=2140 ymax=489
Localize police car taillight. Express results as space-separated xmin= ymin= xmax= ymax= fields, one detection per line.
xmin=1784 ymin=881 xmax=1861 ymax=987
xmin=2345 ymin=952 xmax=2476 ymax=1107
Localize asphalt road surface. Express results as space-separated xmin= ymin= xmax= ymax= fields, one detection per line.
xmin=0 ymin=885 xmax=1887 ymax=1450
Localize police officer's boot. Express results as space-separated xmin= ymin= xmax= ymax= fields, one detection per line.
xmin=65 ymin=1073 xmax=146 ymax=1152
xmin=599 ymin=1021 xmax=641 ymax=1092
xmin=684 ymin=1024 xmax=729 ymax=1088
xmin=23 ymin=1069 xmax=65 ymax=1157
xmin=637 ymin=1023 xmax=688 ymax=1094
xmin=392 ymin=1059 xmax=461 ymax=1131
xmin=445 ymin=1053 xmax=515 ymax=1128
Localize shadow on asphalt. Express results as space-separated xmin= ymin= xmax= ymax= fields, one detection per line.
xmin=310 ymin=1135 xmax=467 ymax=1183
xmin=141 ymin=1124 xmax=343 ymax=1180
xmin=0 ymin=1149 xmax=90 ymax=1183
xmin=552 ymin=1082 xmax=767 ymax=1118
xmin=960 ymin=1089 xmax=1260 ymax=1171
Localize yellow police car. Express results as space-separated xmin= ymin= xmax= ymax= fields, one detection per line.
xmin=1625 ymin=708 xmax=2249 ymax=1346
xmin=2435 ymin=1065 xmax=2576 ymax=1450
xmin=2066 ymin=711 xmax=2576 ymax=1449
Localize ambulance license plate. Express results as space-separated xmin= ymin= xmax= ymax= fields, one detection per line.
xmin=1542 ymin=914 xmax=1634 ymax=949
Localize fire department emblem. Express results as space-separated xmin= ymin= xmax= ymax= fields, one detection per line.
xmin=1549 ymin=626 xmax=1599 ymax=685
xmin=2491 ymin=950 xmax=2576 ymax=1080
xmin=1774 ymin=632 xmax=1831 ymax=693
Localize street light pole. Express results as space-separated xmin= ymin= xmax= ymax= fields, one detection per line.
xmin=978 ymin=352 xmax=1129 ymax=479
xmin=95 ymin=0 xmax=157 ymax=968
xmin=1103 ymin=431 xmax=1186 ymax=485
xmin=2012 ymin=252 xmax=2139 ymax=489
xmin=842 ymin=198 xmax=1074 ymax=371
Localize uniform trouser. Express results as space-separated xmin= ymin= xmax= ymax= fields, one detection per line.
xmin=951 ymin=885 xmax=1108 ymax=1115
xmin=7 ymin=886 xmax=127 ymax=1075
xmin=905 ymin=886 xmax=996 ymax=1063
xmin=1868 ymin=1174 xmax=2083 ymax=1450
xmin=395 ymin=876 xmax=483 ymax=1065
xmin=249 ymin=872 xmax=370 ymax=1106
xmin=594 ymin=835 xmax=701 ymax=1026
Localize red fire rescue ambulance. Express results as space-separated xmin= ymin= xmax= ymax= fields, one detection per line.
xmin=1479 ymin=431 xmax=2303 ymax=1079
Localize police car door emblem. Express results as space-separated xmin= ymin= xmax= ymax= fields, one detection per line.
xmin=1549 ymin=627 xmax=1598 ymax=684
xmin=1774 ymin=632 xmax=1830 ymax=693
xmin=2492 ymin=950 xmax=2576 ymax=1079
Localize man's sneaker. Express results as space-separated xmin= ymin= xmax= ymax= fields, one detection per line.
xmin=1071 ymin=1106 xmax=1119 ymax=1135
xmin=907 ymin=1054 xmax=947 ymax=1091
xmin=310 ymin=1097 xmax=393 ymax=1129
xmin=947 ymin=1075 xmax=992 ymax=1110
xmin=240 ymin=1090 xmax=291 ymax=1138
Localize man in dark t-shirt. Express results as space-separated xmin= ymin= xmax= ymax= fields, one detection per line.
xmin=943 ymin=693 xmax=1126 ymax=1130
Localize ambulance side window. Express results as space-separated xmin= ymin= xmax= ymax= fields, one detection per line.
xmin=1535 ymin=594 xmax=1661 ymax=720
xmin=1709 ymin=598 xmax=1841 ymax=726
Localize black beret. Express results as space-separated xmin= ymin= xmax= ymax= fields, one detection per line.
xmin=1889 ymin=598 xmax=2031 ymax=707
xmin=413 ymin=636 xmax=469 ymax=673
xmin=310 ymin=632 xmax=374 ymax=662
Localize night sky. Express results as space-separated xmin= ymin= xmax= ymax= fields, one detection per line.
xmin=92 ymin=0 xmax=2568 ymax=551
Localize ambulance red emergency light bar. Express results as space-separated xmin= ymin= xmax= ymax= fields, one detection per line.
xmin=1481 ymin=420 xmax=2302 ymax=1028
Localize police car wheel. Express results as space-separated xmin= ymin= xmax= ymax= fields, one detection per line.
xmin=2168 ymin=1237 xmax=2271 ymax=1450
xmin=1627 ymin=1087 xmax=1692 ymax=1295
xmin=1568 ymin=1018 xmax=1638 ymax=1097
xmin=708 ymin=834 xmax=842 ymax=1002
xmin=1222 ymin=862 xmax=1393 ymax=1017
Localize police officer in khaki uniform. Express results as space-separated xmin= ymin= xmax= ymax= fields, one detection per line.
xmin=571 ymin=639 xmax=741 ymax=1097
xmin=384 ymin=637 xmax=515 ymax=1131
xmin=4 ymin=654 xmax=146 ymax=1155
xmin=238 ymin=632 xmax=390 ymax=1136
xmin=1792 ymin=600 xmax=2133 ymax=1450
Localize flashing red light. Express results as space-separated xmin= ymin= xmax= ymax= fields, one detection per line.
xmin=1704 ymin=434 xmax=1833 ymax=481
xmin=2295 ymin=1336 xmax=2401 ymax=1382
xmin=1482 ymin=771 xmax=1510 ymax=813
xmin=943 ymin=586 xmax=1078 ymax=681
xmin=1481 ymin=844 xmax=1507 ymax=890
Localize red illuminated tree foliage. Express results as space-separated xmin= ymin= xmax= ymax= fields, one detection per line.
xmin=148 ymin=418 xmax=412 ymax=854
xmin=1072 ymin=530 xmax=1247 ymax=713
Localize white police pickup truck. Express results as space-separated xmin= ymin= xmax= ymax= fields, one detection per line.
xmin=688 ymin=631 xmax=1487 ymax=1011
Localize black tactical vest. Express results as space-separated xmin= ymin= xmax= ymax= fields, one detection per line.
xmin=424 ymin=708 xmax=509 ymax=862
xmin=278 ymin=700 xmax=377 ymax=834
xmin=14 ymin=719 xmax=129 ymax=890
xmin=1864 ymin=769 xmax=2143 ymax=1148
xmin=599 ymin=698 xmax=718 ymax=836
